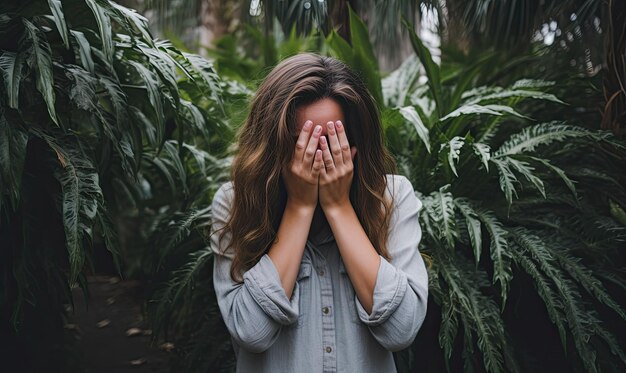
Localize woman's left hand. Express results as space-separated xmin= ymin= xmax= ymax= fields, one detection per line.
xmin=319 ymin=120 xmax=357 ymax=212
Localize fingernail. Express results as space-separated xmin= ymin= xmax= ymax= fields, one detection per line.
xmin=321 ymin=136 xmax=327 ymax=144
xmin=304 ymin=120 xmax=312 ymax=128
xmin=314 ymin=125 xmax=321 ymax=133
xmin=327 ymin=121 xmax=334 ymax=129
xmin=336 ymin=120 xmax=343 ymax=128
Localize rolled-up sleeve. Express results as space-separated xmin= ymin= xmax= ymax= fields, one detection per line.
xmin=354 ymin=175 xmax=429 ymax=351
xmin=210 ymin=182 xmax=300 ymax=353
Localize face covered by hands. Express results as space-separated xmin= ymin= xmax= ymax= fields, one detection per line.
xmin=294 ymin=98 xmax=357 ymax=212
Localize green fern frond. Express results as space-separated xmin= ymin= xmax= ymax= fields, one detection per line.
xmin=463 ymin=88 xmax=564 ymax=106
xmin=33 ymin=130 xmax=103 ymax=285
xmin=436 ymin=250 xmax=507 ymax=373
xmin=491 ymin=158 xmax=519 ymax=205
xmin=471 ymin=206 xmax=513 ymax=306
xmin=472 ymin=142 xmax=491 ymax=172
xmin=548 ymin=244 xmax=626 ymax=322
xmin=422 ymin=185 xmax=458 ymax=248
xmin=439 ymin=136 xmax=465 ymax=177
xmin=512 ymin=228 xmax=600 ymax=373
xmin=494 ymin=122 xmax=607 ymax=157
xmin=523 ymin=155 xmax=578 ymax=199
xmin=510 ymin=79 xmax=556 ymax=89
xmin=0 ymin=113 xmax=28 ymax=209
xmin=510 ymin=241 xmax=568 ymax=348
xmin=22 ymin=19 xmax=58 ymax=126
xmin=85 ymin=0 xmax=113 ymax=63
xmin=454 ymin=198 xmax=483 ymax=266
xmin=128 ymin=60 xmax=165 ymax=144
xmin=155 ymin=206 xmax=212 ymax=270
xmin=69 ymin=30 xmax=94 ymax=74
xmin=0 ymin=51 xmax=26 ymax=108
xmin=506 ymin=157 xmax=546 ymax=198
xmin=440 ymin=103 xmax=529 ymax=122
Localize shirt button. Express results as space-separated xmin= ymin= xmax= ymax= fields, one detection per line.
xmin=325 ymin=346 xmax=332 ymax=353
xmin=319 ymin=269 xmax=325 ymax=276
xmin=322 ymin=306 xmax=330 ymax=314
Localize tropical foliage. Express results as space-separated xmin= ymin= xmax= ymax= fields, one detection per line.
xmin=148 ymin=7 xmax=626 ymax=373
xmin=2 ymin=0 xmax=624 ymax=372
xmin=0 ymin=0 xmax=228 ymax=369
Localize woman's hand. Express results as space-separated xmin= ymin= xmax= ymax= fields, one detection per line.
xmin=282 ymin=120 xmax=324 ymax=209
xmin=319 ymin=120 xmax=357 ymax=213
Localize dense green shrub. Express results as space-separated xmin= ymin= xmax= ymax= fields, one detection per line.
xmin=0 ymin=0 xmax=227 ymax=369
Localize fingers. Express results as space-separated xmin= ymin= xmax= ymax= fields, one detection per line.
xmin=303 ymin=124 xmax=322 ymax=166
xmin=335 ymin=120 xmax=352 ymax=165
xmin=326 ymin=121 xmax=344 ymax=167
xmin=311 ymin=149 xmax=323 ymax=177
xmin=320 ymin=135 xmax=334 ymax=172
xmin=294 ymin=120 xmax=313 ymax=162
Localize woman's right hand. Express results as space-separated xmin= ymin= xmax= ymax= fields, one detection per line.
xmin=282 ymin=120 xmax=324 ymax=209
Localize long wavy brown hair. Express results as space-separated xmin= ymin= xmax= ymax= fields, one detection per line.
xmin=216 ymin=53 xmax=398 ymax=282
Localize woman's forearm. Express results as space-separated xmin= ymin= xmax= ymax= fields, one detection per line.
xmin=324 ymin=203 xmax=380 ymax=314
xmin=267 ymin=200 xmax=315 ymax=299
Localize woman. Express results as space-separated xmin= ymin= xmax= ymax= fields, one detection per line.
xmin=210 ymin=52 xmax=429 ymax=372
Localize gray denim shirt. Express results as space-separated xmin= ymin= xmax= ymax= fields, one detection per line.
xmin=210 ymin=174 xmax=428 ymax=373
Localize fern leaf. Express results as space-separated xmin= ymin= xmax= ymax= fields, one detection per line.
xmin=179 ymin=52 xmax=224 ymax=109
xmin=506 ymin=157 xmax=546 ymax=198
xmin=494 ymin=122 xmax=605 ymax=157
xmin=0 ymin=113 xmax=28 ymax=208
xmin=511 ymin=79 xmax=556 ymax=89
xmin=128 ymin=61 xmax=164 ymax=144
xmin=180 ymin=99 xmax=209 ymax=140
xmin=472 ymin=142 xmax=490 ymax=172
xmin=69 ymin=30 xmax=95 ymax=74
xmin=155 ymin=207 xmax=212 ymax=270
xmin=510 ymin=241 xmax=567 ymax=348
xmin=98 ymin=76 xmax=128 ymax=122
xmin=47 ymin=0 xmax=70 ymax=49
xmin=0 ymin=51 xmax=26 ymax=108
xmin=108 ymin=1 xmax=154 ymax=44
xmin=437 ymin=250 xmax=507 ymax=372
xmin=464 ymin=89 xmax=564 ymax=106
xmin=550 ymin=246 xmax=626 ymax=322
xmin=512 ymin=228 xmax=600 ymax=373
xmin=524 ymin=155 xmax=578 ymax=200
xmin=439 ymin=136 xmax=464 ymax=177
xmin=440 ymin=104 xmax=529 ymax=122
xmin=34 ymin=130 xmax=103 ymax=285
xmin=472 ymin=206 xmax=513 ymax=306
xmin=85 ymin=0 xmax=113 ymax=63
xmin=22 ymin=19 xmax=58 ymax=126
xmin=491 ymin=158 xmax=519 ymax=205
xmin=455 ymin=198 xmax=483 ymax=266
xmin=162 ymin=140 xmax=188 ymax=194
xmin=423 ymin=185 xmax=457 ymax=248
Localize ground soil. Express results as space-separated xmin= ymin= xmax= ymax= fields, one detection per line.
xmin=69 ymin=275 xmax=172 ymax=373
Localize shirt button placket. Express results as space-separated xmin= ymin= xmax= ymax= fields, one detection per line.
xmin=317 ymin=259 xmax=336 ymax=373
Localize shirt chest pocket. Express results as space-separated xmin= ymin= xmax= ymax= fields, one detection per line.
xmin=339 ymin=260 xmax=361 ymax=324
xmin=295 ymin=262 xmax=313 ymax=329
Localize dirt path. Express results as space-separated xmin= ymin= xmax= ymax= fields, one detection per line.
xmin=69 ymin=275 xmax=172 ymax=373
